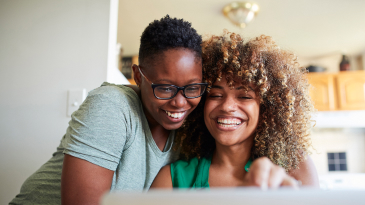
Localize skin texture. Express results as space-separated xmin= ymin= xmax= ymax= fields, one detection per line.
xmin=150 ymin=77 xmax=318 ymax=189
xmin=204 ymin=79 xmax=259 ymax=149
xmin=205 ymin=77 xmax=259 ymax=187
xmin=288 ymin=156 xmax=319 ymax=186
xmin=61 ymin=155 xmax=114 ymax=205
xmin=132 ymin=48 xmax=202 ymax=150
xmin=61 ymin=48 xmax=203 ymax=204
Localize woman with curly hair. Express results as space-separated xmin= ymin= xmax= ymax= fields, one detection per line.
xmin=150 ymin=31 xmax=319 ymax=189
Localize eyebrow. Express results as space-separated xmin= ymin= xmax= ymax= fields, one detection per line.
xmin=210 ymin=85 xmax=224 ymax=89
xmin=236 ymin=86 xmax=255 ymax=91
xmin=154 ymin=78 xmax=202 ymax=84
xmin=211 ymin=85 xmax=255 ymax=91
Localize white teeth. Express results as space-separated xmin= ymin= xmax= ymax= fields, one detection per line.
xmin=165 ymin=111 xmax=184 ymax=119
xmin=217 ymin=118 xmax=242 ymax=125
xmin=220 ymin=124 xmax=236 ymax=128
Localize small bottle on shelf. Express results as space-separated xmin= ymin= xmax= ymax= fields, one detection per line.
xmin=339 ymin=55 xmax=350 ymax=71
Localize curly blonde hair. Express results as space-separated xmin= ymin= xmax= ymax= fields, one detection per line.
xmin=176 ymin=31 xmax=314 ymax=171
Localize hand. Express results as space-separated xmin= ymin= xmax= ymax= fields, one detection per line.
xmin=243 ymin=157 xmax=299 ymax=189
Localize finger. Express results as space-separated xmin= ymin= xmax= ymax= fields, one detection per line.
xmin=246 ymin=157 xmax=271 ymax=189
xmin=281 ymin=175 xmax=300 ymax=189
xmin=268 ymin=165 xmax=286 ymax=189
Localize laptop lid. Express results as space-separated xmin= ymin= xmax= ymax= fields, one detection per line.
xmin=102 ymin=188 xmax=365 ymax=205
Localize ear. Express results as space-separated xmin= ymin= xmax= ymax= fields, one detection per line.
xmin=132 ymin=64 xmax=141 ymax=86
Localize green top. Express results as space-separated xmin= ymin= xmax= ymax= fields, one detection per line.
xmin=170 ymin=156 xmax=252 ymax=188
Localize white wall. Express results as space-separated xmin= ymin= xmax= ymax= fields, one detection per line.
xmin=298 ymin=53 xmax=364 ymax=72
xmin=0 ymin=0 xmax=116 ymax=203
xmin=310 ymin=128 xmax=365 ymax=175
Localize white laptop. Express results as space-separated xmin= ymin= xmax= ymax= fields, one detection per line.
xmin=101 ymin=188 xmax=365 ymax=205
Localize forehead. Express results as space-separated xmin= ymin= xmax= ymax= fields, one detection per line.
xmin=144 ymin=48 xmax=203 ymax=84
xmin=146 ymin=49 xmax=200 ymax=70
xmin=210 ymin=76 xmax=255 ymax=91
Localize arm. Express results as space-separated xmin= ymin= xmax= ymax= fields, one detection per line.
xmin=244 ymin=157 xmax=298 ymax=189
xmin=60 ymin=88 xmax=130 ymax=204
xmin=61 ymin=154 xmax=114 ymax=205
xmin=150 ymin=165 xmax=173 ymax=189
xmin=288 ymin=155 xmax=319 ymax=187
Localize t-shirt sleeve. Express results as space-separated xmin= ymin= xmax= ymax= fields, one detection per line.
xmin=62 ymin=87 xmax=131 ymax=171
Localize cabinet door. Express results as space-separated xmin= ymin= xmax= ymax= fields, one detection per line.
xmin=307 ymin=73 xmax=336 ymax=111
xmin=336 ymin=71 xmax=365 ymax=110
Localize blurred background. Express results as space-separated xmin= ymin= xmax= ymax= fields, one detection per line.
xmin=1 ymin=0 xmax=365 ymax=204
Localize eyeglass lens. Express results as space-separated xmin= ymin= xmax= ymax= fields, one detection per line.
xmin=154 ymin=84 xmax=206 ymax=99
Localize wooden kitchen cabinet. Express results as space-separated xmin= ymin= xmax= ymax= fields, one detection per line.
xmin=307 ymin=73 xmax=337 ymax=111
xmin=307 ymin=70 xmax=365 ymax=111
xmin=336 ymin=71 xmax=365 ymax=110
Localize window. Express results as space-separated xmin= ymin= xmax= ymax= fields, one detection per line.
xmin=327 ymin=152 xmax=347 ymax=171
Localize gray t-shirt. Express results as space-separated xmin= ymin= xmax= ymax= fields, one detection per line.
xmin=10 ymin=83 xmax=179 ymax=205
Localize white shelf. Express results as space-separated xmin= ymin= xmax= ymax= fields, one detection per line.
xmin=312 ymin=110 xmax=365 ymax=128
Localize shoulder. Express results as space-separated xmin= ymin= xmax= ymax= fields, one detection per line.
xmin=171 ymin=157 xmax=200 ymax=170
xmin=288 ymin=155 xmax=319 ymax=187
xmin=81 ymin=83 xmax=143 ymax=117
xmin=150 ymin=158 xmax=202 ymax=189
xmin=89 ymin=82 xmax=140 ymax=105
xmin=72 ymin=83 xmax=141 ymax=119
xmin=170 ymin=157 xmax=204 ymax=188
xmin=150 ymin=165 xmax=172 ymax=189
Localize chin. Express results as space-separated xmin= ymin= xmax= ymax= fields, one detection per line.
xmin=214 ymin=136 xmax=238 ymax=146
xmin=217 ymin=140 xmax=240 ymax=147
xmin=163 ymin=122 xmax=184 ymax=131
xmin=214 ymin=134 xmax=252 ymax=147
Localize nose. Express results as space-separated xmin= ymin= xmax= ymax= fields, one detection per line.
xmin=221 ymin=95 xmax=237 ymax=113
xmin=170 ymin=90 xmax=187 ymax=108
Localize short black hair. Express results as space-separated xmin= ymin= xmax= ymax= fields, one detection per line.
xmin=139 ymin=15 xmax=202 ymax=66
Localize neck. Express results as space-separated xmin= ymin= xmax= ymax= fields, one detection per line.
xmin=142 ymin=104 xmax=170 ymax=152
xmin=150 ymin=125 xmax=170 ymax=152
xmin=212 ymin=137 xmax=254 ymax=170
xmin=208 ymin=137 xmax=254 ymax=187
xmin=130 ymin=85 xmax=171 ymax=151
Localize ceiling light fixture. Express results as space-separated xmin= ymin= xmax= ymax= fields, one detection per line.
xmin=222 ymin=2 xmax=259 ymax=28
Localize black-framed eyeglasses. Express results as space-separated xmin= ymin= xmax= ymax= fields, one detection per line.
xmin=138 ymin=66 xmax=208 ymax=100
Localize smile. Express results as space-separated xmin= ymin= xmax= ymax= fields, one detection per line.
xmin=165 ymin=110 xmax=185 ymax=119
xmin=217 ymin=117 xmax=242 ymax=128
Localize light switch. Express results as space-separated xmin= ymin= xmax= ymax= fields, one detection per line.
xmin=67 ymin=89 xmax=87 ymax=117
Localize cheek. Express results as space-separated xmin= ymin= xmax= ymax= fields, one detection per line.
xmin=203 ymin=107 xmax=209 ymax=125
xmin=203 ymin=101 xmax=215 ymax=123
xmin=143 ymin=90 xmax=163 ymax=110
xmin=203 ymin=107 xmax=213 ymax=135
xmin=188 ymin=98 xmax=201 ymax=110
xmin=141 ymin=85 xmax=155 ymax=100
xmin=248 ymin=103 xmax=260 ymax=125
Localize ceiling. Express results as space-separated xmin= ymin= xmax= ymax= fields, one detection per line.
xmin=117 ymin=0 xmax=365 ymax=59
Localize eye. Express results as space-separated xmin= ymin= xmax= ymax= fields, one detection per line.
xmin=208 ymin=93 xmax=222 ymax=98
xmin=239 ymin=95 xmax=252 ymax=100
xmin=185 ymin=86 xmax=200 ymax=93
xmin=156 ymin=86 xmax=174 ymax=92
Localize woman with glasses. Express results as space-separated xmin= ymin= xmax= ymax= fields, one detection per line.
xmin=10 ymin=15 xmax=206 ymax=205
xmin=150 ymin=31 xmax=319 ymax=189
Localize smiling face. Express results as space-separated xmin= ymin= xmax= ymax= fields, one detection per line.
xmin=204 ymin=77 xmax=260 ymax=147
xmin=136 ymin=48 xmax=203 ymax=131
